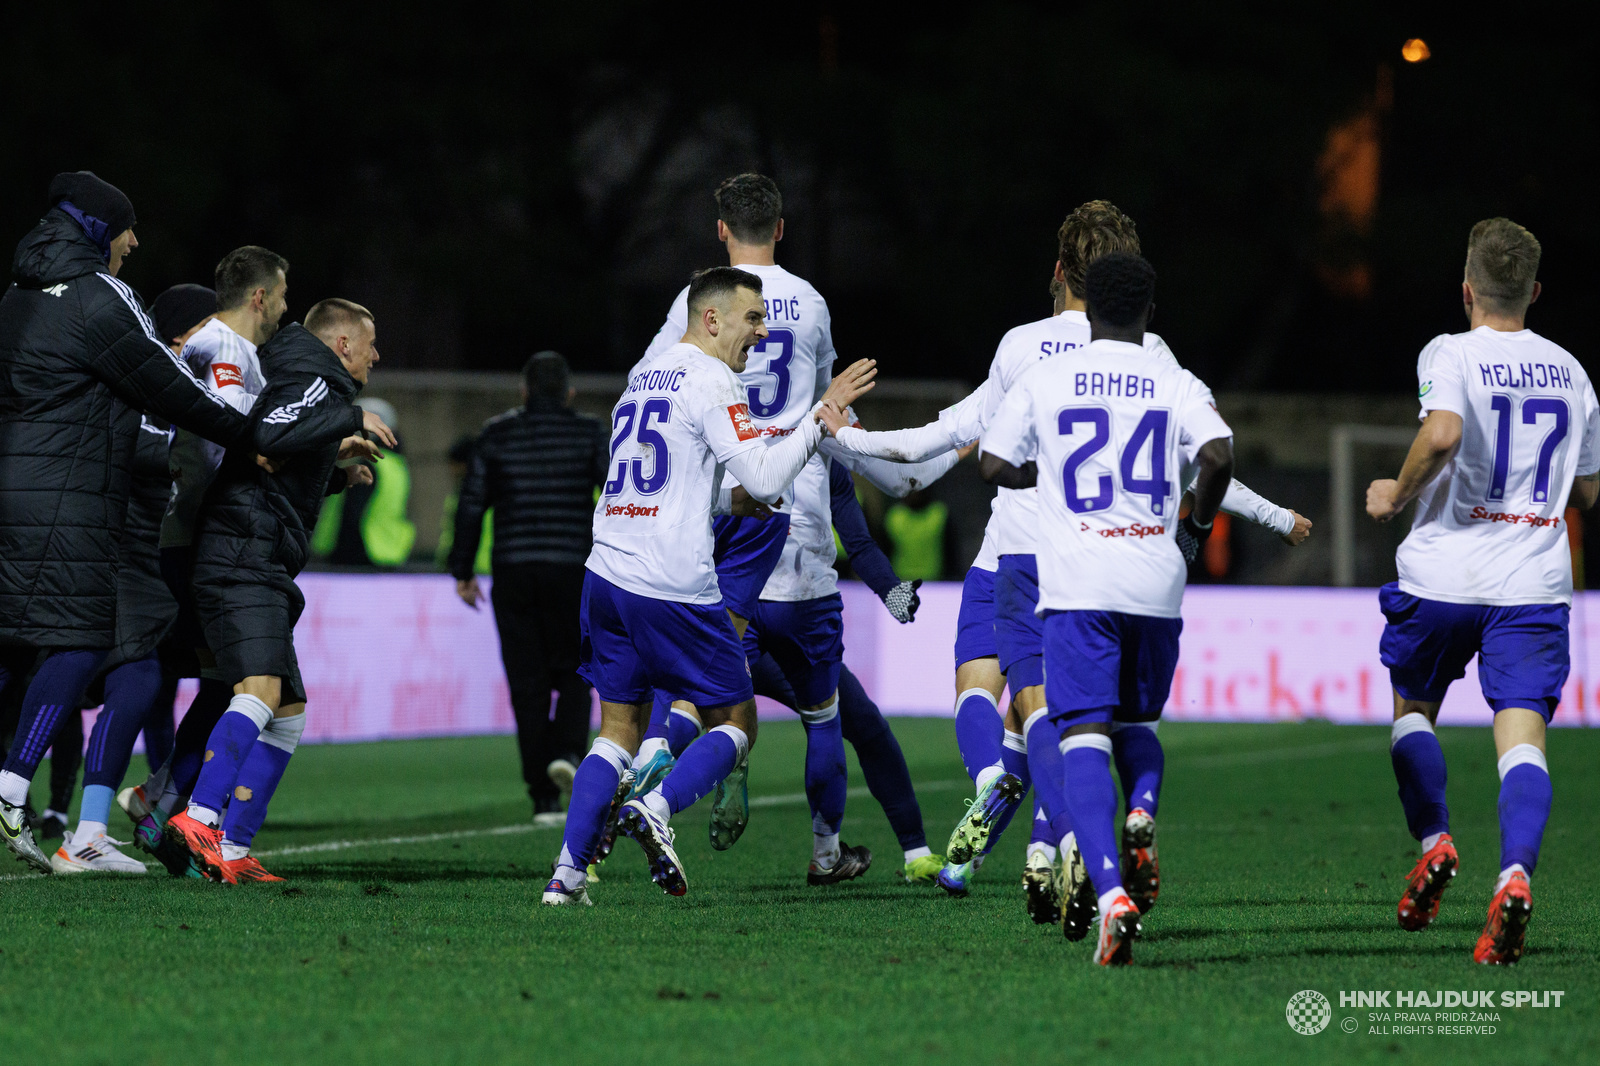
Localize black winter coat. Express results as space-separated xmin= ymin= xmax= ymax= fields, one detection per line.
xmin=105 ymin=416 xmax=179 ymax=670
xmin=448 ymin=400 xmax=606 ymax=578
xmin=194 ymin=323 xmax=363 ymax=582
xmin=0 ymin=209 xmax=251 ymax=649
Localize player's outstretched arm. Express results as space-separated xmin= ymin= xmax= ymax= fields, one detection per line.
xmin=1189 ymin=438 xmax=1235 ymax=526
xmin=978 ymin=449 xmax=1036 ymax=489
xmin=1215 ymin=477 xmax=1312 ymax=545
xmin=1367 ymin=410 xmax=1462 ymax=522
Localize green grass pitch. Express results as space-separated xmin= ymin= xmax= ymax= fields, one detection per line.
xmin=3 ymin=719 xmax=1596 ymax=1065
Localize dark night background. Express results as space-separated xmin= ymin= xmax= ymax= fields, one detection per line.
xmin=4 ymin=3 xmax=1594 ymax=391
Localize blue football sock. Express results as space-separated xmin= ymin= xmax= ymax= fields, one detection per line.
xmin=1024 ymin=709 xmax=1067 ymax=822
xmin=660 ymin=725 xmax=745 ymax=815
xmin=954 ymin=688 xmax=1003 ymax=785
xmin=1498 ymin=745 xmax=1552 ymax=875
xmin=555 ymin=738 xmax=629 ymax=873
xmin=79 ymin=784 xmax=114 ymax=827
xmin=221 ymin=713 xmax=305 ymax=849
xmin=1390 ymin=713 xmax=1450 ymax=842
xmin=1112 ymin=722 xmax=1164 ymax=815
xmin=982 ymin=731 xmax=1031 ymax=852
xmin=800 ymin=698 xmax=846 ymax=836
xmin=82 ymin=657 xmax=163 ymax=793
xmin=1028 ymin=799 xmax=1053 ymax=849
xmin=1 ymin=649 xmax=107 ymax=780
xmin=188 ymin=695 xmax=274 ymax=819
xmin=1061 ymin=730 xmax=1123 ymax=898
xmin=666 ymin=709 xmax=702 ymax=758
xmin=838 ymin=666 xmax=926 ymax=851
xmin=643 ymin=691 xmax=672 ymax=740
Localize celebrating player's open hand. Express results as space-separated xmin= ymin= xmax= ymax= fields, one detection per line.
xmin=816 ymin=400 xmax=851 ymax=438
xmin=1282 ymin=510 xmax=1312 ymax=545
xmin=362 ymin=408 xmax=398 ymax=448
xmin=338 ymin=435 xmax=382 ymax=461
xmin=346 ymin=464 xmax=375 ymax=487
xmin=821 ymin=358 xmax=877 ymax=413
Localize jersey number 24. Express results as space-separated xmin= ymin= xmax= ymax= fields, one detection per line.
xmin=1058 ymin=406 xmax=1171 ymax=515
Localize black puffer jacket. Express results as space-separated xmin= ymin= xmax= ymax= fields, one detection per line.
xmin=0 ymin=209 xmax=251 ymax=649
xmin=104 ymin=416 xmax=179 ymax=669
xmin=449 ymin=399 xmax=607 ymax=577
xmin=194 ymin=323 xmax=364 ymax=581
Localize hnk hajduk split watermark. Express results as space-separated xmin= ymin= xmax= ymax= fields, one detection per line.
xmin=1285 ymin=989 xmax=1565 ymax=1037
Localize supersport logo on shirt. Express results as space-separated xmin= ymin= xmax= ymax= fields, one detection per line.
xmin=728 ymin=403 xmax=760 ymax=441
xmin=212 ymin=363 xmax=243 ymax=389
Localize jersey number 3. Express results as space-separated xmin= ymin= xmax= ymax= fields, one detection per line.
xmin=746 ymin=328 xmax=796 ymax=418
xmin=605 ymin=398 xmax=671 ymax=496
xmin=1058 ymin=407 xmax=1171 ymax=515
xmin=1487 ymin=394 xmax=1569 ymax=504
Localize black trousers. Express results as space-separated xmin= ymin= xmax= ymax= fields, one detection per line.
xmin=490 ymin=562 xmax=592 ymax=803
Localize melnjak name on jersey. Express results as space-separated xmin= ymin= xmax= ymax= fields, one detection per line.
xmin=1075 ymin=372 xmax=1158 ymax=398
xmin=1477 ymin=362 xmax=1575 ymax=390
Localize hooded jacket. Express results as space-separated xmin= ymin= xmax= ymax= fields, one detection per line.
xmin=0 ymin=208 xmax=251 ymax=649
xmin=193 ymin=323 xmax=364 ymax=582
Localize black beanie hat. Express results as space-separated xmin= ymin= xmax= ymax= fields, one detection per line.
xmin=151 ymin=284 xmax=217 ymax=344
xmin=48 ymin=171 xmax=137 ymax=237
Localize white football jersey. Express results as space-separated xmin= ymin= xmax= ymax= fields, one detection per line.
xmin=983 ymin=338 xmax=1232 ymax=618
xmin=759 ymin=454 xmax=838 ymax=601
xmin=160 ymin=318 xmax=267 ymax=548
xmin=589 ymin=342 xmax=804 ymax=604
xmin=979 ymin=310 xmax=1180 ymax=558
xmin=1397 ymin=326 xmax=1600 ymax=606
xmin=638 ymin=264 xmax=837 ymax=516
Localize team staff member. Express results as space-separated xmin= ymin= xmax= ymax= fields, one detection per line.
xmin=452 ymin=351 xmax=607 ymax=819
xmin=0 ymin=171 xmax=252 ymax=872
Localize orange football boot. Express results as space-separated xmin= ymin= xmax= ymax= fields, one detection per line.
xmin=220 ymin=855 xmax=285 ymax=883
xmin=1397 ymin=833 xmax=1457 ymax=931
xmin=1473 ymin=871 xmax=1532 ymax=965
xmin=164 ymin=811 xmax=233 ymax=884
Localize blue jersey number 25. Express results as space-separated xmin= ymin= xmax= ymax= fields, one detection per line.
xmin=604 ymin=397 xmax=672 ymax=496
xmin=1058 ymin=406 xmax=1171 ymax=515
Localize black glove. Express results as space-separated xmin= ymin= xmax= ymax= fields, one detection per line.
xmin=1176 ymin=515 xmax=1213 ymax=566
xmin=881 ymin=579 xmax=922 ymax=624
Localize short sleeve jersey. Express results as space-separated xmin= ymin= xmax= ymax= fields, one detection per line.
xmin=983 ymin=338 xmax=1232 ymax=618
xmin=978 ymin=310 xmax=1181 ymax=558
xmin=587 ymin=343 xmax=773 ymax=604
xmin=637 ymin=264 xmax=837 ymax=516
xmin=1396 ymin=326 xmax=1600 ymax=606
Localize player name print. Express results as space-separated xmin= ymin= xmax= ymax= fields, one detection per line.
xmin=1476 ymin=362 xmax=1573 ymax=389
xmin=1074 ymin=371 xmax=1157 ymax=398
xmin=728 ymin=403 xmax=760 ymax=441
xmin=212 ymin=362 xmax=243 ymax=389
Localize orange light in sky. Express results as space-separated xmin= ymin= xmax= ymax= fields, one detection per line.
xmin=1402 ymin=38 xmax=1430 ymax=63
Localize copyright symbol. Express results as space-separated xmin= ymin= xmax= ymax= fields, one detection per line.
xmin=1341 ymin=1017 xmax=1359 ymax=1034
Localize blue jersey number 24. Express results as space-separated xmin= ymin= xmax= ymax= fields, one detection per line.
xmin=1058 ymin=406 xmax=1171 ymax=515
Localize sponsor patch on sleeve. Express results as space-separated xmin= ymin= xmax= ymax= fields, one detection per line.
xmin=212 ymin=363 xmax=243 ymax=389
xmin=728 ymin=403 xmax=759 ymax=441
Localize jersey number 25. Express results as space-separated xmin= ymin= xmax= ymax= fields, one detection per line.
xmin=605 ymin=398 xmax=671 ymax=496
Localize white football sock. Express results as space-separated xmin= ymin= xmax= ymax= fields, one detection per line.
xmin=1098 ymin=886 xmax=1126 ymax=915
xmin=1421 ymin=832 xmax=1445 ymax=852
xmin=642 ymin=788 xmax=670 ymax=823
xmin=903 ymin=846 xmax=931 ymax=864
xmin=185 ymin=803 xmax=220 ymax=828
xmin=975 ymin=764 xmax=1004 ymax=793
xmin=76 ymin=820 xmax=108 ymax=841
xmin=0 ymin=770 xmax=30 ymax=807
xmin=1495 ymin=863 xmax=1529 ymax=892
xmin=220 ymin=841 xmax=250 ymax=861
xmin=813 ymin=832 xmax=841 ymax=869
xmin=633 ymin=737 xmax=669 ymax=768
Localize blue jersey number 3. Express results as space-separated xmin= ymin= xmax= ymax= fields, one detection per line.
xmin=747 ymin=328 xmax=796 ymax=418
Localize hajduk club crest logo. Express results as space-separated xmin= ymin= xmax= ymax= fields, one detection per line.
xmin=1286 ymin=990 xmax=1332 ymax=1035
